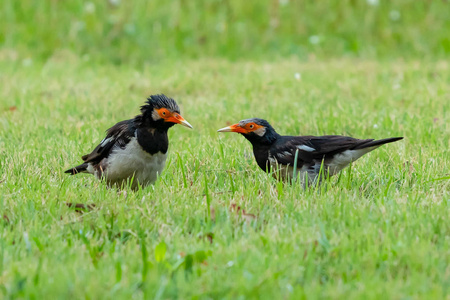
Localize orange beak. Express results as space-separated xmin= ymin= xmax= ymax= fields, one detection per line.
xmin=217 ymin=123 xmax=247 ymax=134
xmin=165 ymin=113 xmax=193 ymax=129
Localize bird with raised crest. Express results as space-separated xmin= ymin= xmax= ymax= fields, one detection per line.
xmin=65 ymin=94 xmax=193 ymax=190
xmin=217 ymin=118 xmax=403 ymax=185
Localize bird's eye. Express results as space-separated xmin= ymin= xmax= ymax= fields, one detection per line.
xmin=249 ymin=124 xmax=254 ymax=129
xmin=162 ymin=111 xmax=166 ymax=116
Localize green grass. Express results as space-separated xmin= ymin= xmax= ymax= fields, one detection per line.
xmin=0 ymin=58 xmax=449 ymax=298
xmin=2 ymin=1 xmax=449 ymax=297
xmin=1 ymin=0 xmax=450 ymax=63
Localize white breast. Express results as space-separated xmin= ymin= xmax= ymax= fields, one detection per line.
xmin=92 ymin=138 xmax=167 ymax=188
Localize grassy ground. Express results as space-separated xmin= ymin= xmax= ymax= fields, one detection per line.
xmin=2 ymin=0 xmax=449 ymax=62
xmin=0 ymin=58 xmax=449 ymax=298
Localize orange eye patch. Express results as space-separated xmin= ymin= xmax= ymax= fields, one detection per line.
xmin=157 ymin=108 xmax=171 ymax=119
xmin=244 ymin=123 xmax=263 ymax=132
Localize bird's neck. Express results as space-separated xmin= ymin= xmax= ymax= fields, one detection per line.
xmin=243 ymin=130 xmax=280 ymax=146
xmin=251 ymin=143 xmax=273 ymax=173
xmin=245 ymin=132 xmax=280 ymax=173
xmin=136 ymin=127 xmax=169 ymax=155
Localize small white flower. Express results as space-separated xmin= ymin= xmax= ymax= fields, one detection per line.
xmin=309 ymin=35 xmax=320 ymax=45
xmin=373 ymin=124 xmax=379 ymax=129
xmin=279 ymin=0 xmax=289 ymax=6
xmin=389 ymin=10 xmax=401 ymax=21
xmin=109 ymin=0 xmax=121 ymax=7
xmin=227 ymin=261 xmax=234 ymax=267
xmin=84 ymin=2 xmax=95 ymax=14
xmin=294 ymin=72 xmax=301 ymax=80
xmin=367 ymin=0 xmax=379 ymax=6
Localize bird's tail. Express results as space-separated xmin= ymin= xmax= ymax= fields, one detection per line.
xmin=353 ymin=137 xmax=403 ymax=150
xmin=65 ymin=163 xmax=88 ymax=175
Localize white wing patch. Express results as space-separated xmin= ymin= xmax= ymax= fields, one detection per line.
xmin=100 ymin=137 xmax=113 ymax=147
xmin=297 ymin=145 xmax=315 ymax=152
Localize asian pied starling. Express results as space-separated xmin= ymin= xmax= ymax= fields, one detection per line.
xmin=65 ymin=94 xmax=193 ymax=190
xmin=218 ymin=118 xmax=402 ymax=185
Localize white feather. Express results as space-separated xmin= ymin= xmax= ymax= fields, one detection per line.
xmin=268 ymin=146 xmax=379 ymax=186
xmin=253 ymin=127 xmax=266 ymax=137
xmin=297 ymin=145 xmax=315 ymax=152
xmin=326 ymin=148 xmax=376 ymax=175
xmin=87 ymin=137 xmax=167 ymax=189
xmin=100 ymin=137 xmax=113 ymax=147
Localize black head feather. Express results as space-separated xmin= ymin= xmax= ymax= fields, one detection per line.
xmin=141 ymin=94 xmax=180 ymax=114
xmin=134 ymin=94 xmax=181 ymax=129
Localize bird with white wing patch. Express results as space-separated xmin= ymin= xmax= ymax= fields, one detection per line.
xmin=218 ymin=118 xmax=403 ymax=185
xmin=65 ymin=94 xmax=193 ymax=190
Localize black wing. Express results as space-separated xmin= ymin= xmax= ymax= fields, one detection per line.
xmin=81 ymin=119 xmax=136 ymax=164
xmin=270 ymin=135 xmax=375 ymax=167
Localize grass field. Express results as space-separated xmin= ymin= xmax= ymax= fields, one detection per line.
xmin=2 ymin=1 xmax=450 ymax=62
xmin=0 ymin=58 xmax=449 ymax=298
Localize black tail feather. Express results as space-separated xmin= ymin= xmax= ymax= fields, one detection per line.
xmin=354 ymin=137 xmax=403 ymax=150
xmin=65 ymin=163 xmax=88 ymax=175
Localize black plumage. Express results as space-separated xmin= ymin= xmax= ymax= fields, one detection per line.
xmin=218 ymin=118 xmax=403 ymax=184
xmin=65 ymin=94 xmax=192 ymax=189
xmin=65 ymin=120 xmax=137 ymax=175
